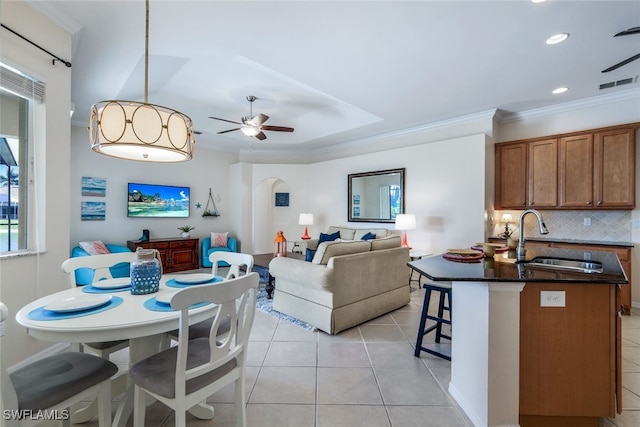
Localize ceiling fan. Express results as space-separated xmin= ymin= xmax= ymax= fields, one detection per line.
xmin=602 ymin=26 xmax=640 ymax=73
xmin=209 ymin=96 xmax=294 ymax=141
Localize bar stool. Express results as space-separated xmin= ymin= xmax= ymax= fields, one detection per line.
xmin=414 ymin=281 xmax=452 ymax=360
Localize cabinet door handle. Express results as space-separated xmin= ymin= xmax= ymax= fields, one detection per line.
xmin=597 ymin=201 xmax=602 ymax=205
xmin=586 ymin=201 xmax=592 ymax=205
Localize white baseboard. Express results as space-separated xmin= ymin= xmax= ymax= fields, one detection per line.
xmin=7 ymin=342 xmax=70 ymax=373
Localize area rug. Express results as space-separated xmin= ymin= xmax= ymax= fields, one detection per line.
xmin=255 ymin=284 xmax=317 ymax=332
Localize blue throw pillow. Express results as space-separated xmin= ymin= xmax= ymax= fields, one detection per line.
xmin=318 ymin=231 xmax=340 ymax=244
xmin=361 ymin=232 xmax=376 ymax=241
xmin=305 ymin=249 xmax=316 ymax=262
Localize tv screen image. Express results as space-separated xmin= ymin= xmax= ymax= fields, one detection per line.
xmin=127 ymin=183 xmax=190 ymax=218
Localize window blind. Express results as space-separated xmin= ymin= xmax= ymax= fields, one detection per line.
xmin=0 ymin=64 xmax=45 ymax=103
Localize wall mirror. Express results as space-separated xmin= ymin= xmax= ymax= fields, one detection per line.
xmin=348 ymin=168 xmax=405 ymax=223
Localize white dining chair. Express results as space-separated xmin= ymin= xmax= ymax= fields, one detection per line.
xmin=61 ymin=253 xmax=137 ymax=423
xmin=61 ymin=253 xmax=137 ymax=358
xmin=130 ymin=272 xmax=259 ymax=427
xmin=0 ymin=301 xmax=118 ymax=427
xmin=167 ymin=252 xmax=255 ymax=342
xmin=209 ymin=252 xmax=254 ymax=280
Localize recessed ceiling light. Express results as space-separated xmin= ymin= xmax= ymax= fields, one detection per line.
xmin=532 ymin=0 xmax=546 ymax=3
xmin=552 ymin=87 xmax=569 ymax=94
xmin=546 ymin=33 xmax=570 ymax=45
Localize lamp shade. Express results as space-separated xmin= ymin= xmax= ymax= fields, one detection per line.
xmin=395 ymin=214 xmax=416 ymax=231
xmin=298 ymin=213 xmax=314 ymax=226
xmin=89 ymin=101 xmax=195 ymax=162
xmin=502 ymin=213 xmax=513 ymax=223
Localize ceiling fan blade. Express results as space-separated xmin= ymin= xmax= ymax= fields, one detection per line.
xmin=248 ymin=114 xmax=269 ymax=126
xmin=614 ymin=27 xmax=640 ymax=37
xmin=217 ymin=128 xmax=241 ymax=134
xmin=209 ymin=116 xmax=242 ymax=125
xmin=602 ymin=52 xmax=640 ymax=73
xmin=255 ymin=132 xmax=267 ymax=141
xmin=260 ymin=125 xmax=294 ymax=132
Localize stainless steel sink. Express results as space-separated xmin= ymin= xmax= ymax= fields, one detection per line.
xmin=524 ymin=257 xmax=603 ymax=274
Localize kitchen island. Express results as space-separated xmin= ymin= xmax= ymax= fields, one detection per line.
xmin=408 ymin=246 xmax=628 ymax=427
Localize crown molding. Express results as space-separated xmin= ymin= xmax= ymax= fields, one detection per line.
xmin=495 ymin=88 xmax=640 ymax=123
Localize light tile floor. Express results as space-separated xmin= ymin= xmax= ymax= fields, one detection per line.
xmin=85 ymin=286 xmax=640 ymax=427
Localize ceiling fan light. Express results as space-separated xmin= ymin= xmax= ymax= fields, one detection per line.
xmin=241 ymin=126 xmax=260 ymax=137
xmin=546 ymin=33 xmax=569 ymax=45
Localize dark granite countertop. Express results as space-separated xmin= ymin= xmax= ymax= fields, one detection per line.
xmin=490 ymin=236 xmax=634 ymax=248
xmin=408 ymin=246 xmax=629 ymax=284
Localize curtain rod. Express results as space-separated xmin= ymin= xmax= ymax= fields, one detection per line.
xmin=1 ymin=23 xmax=72 ymax=67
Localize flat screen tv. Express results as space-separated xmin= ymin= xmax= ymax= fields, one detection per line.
xmin=127 ymin=183 xmax=190 ymax=218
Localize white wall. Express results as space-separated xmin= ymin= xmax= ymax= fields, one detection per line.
xmin=0 ymin=0 xmax=72 ymax=366
xmin=244 ymin=133 xmax=488 ymax=255
xmin=69 ymin=125 xmax=240 ymax=250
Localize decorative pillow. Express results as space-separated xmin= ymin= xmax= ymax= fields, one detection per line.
xmin=79 ymin=240 xmax=111 ymax=255
xmin=305 ymin=248 xmax=316 ymax=262
xmin=211 ymin=232 xmax=229 ymax=248
xmin=318 ymin=231 xmax=340 ymax=244
xmin=361 ymin=232 xmax=376 ymax=241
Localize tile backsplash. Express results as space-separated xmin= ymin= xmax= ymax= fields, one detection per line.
xmin=494 ymin=210 xmax=632 ymax=243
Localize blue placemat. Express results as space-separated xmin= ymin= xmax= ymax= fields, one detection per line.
xmin=165 ymin=276 xmax=223 ymax=289
xmin=143 ymin=297 xmax=210 ymax=312
xmin=82 ymin=284 xmax=131 ymax=294
xmin=27 ymin=296 xmax=124 ymax=321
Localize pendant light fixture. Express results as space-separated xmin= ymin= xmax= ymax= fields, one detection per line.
xmin=88 ymin=0 xmax=195 ymax=162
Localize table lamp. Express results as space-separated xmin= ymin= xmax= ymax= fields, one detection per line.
xmin=499 ymin=213 xmax=513 ymax=240
xmin=395 ymin=213 xmax=416 ymax=248
xmin=299 ymin=213 xmax=314 ymax=240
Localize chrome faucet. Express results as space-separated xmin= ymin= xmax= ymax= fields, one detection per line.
xmin=516 ymin=209 xmax=549 ymax=261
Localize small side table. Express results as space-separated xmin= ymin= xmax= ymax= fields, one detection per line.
xmin=290 ymin=240 xmax=306 ymax=254
xmin=409 ymin=250 xmax=431 ymax=291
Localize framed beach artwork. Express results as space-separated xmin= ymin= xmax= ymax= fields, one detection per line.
xmin=82 ymin=177 xmax=106 ymax=197
xmin=81 ymin=201 xmax=106 ymax=221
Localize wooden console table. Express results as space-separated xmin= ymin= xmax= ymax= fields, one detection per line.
xmin=127 ymin=237 xmax=199 ymax=273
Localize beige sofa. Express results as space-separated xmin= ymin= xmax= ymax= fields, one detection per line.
xmin=269 ymin=231 xmax=410 ymax=334
xmin=305 ymin=225 xmax=393 ymax=251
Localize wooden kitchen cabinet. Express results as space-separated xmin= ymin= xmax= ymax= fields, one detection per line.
xmin=519 ymin=281 xmax=620 ymax=426
xmin=559 ymin=133 xmax=594 ymax=208
xmin=528 ymin=138 xmax=558 ymax=208
xmin=495 ymin=142 xmax=527 ymax=209
xmin=560 ymin=127 xmax=635 ymax=209
xmin=495 ymin=137 xmax=558 ymax=209
xmin=595 ymin=127 xmax=635 ymax=208
xmin=127 ymin=237 xmax=199 ymax=273
xmin=496 ymin=123 xmax=637 ymax=210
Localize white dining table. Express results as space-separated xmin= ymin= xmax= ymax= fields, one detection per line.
xmin=15 ymin=273 xmax=220 ymax=427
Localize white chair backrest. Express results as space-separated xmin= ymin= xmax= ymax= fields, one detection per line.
xmin=170 ymin=272 xmax=259 ymax=398
xmin=208 ymin=252 xmax=254 ymax=280
xmin=61 ymin=252 xmax=137 ymax=287
xmin=0 ymin=302 xmax=19 ymax=421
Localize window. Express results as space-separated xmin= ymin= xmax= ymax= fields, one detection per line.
xmin=0 ymin=63 xmax=44 ymax=252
